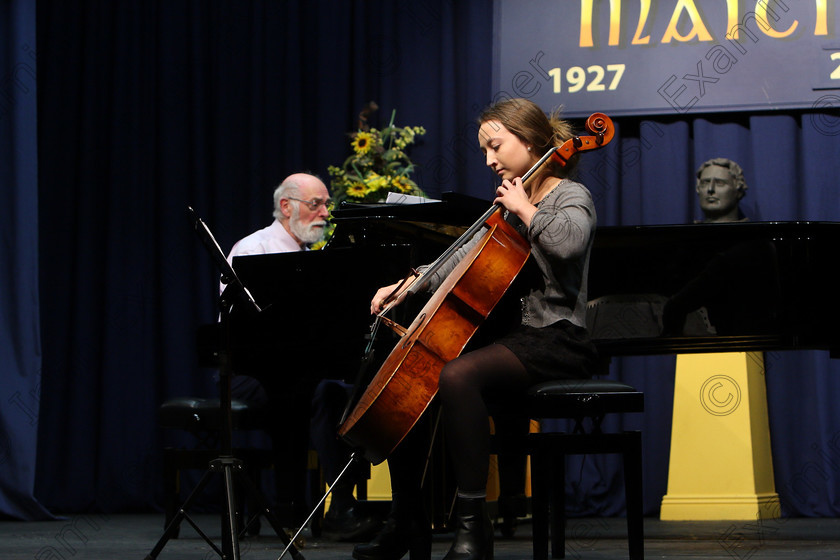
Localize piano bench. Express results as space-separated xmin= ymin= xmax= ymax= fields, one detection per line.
xmin=526 ymin=379 xmax=644 ymax=560
xmin=157 ymin=397 xmax=276 ymax=536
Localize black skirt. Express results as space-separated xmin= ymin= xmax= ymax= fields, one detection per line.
xmin=495 ymin=319 xmax=598 ymax=382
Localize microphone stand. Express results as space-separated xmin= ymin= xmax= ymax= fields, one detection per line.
xmin=145 ymin=208 xmax=305 ymax=560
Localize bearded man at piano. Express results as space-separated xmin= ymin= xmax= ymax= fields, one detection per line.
xmin=223 ymin=172 xmax=381 ymax=541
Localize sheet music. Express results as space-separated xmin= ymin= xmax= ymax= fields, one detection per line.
xmin=384 ymin=192 xmax=439 ymax=205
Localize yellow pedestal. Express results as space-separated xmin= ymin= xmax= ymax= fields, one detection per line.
xmin=325 ymin=460 xmax=391 ymax=510
xmin=367 ymin=461 xmax=393 ymax=501
xmin=660 ymin=352 xmax=780 ymax=520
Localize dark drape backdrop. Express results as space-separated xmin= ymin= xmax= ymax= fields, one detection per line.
xmin=0 ymin=0 xmax=53 ymax=521
xmin=26 ymin=0 xmax=840 ymax=519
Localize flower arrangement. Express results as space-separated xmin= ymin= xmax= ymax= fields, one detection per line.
xmin=328 ymin=102 xmax=427 ymax=205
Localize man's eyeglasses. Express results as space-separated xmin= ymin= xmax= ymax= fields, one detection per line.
xmin=287 ymin=197 xmax=335 ymax=212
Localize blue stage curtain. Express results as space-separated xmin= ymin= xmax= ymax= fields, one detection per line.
xmin=31 ymin=0 xmax=840 ymax=519
xmin=0 ymin=0 xmax=54 ymax=520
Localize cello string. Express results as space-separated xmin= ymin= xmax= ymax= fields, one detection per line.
xmin=408 ymin=146 xmax=560 ymax=296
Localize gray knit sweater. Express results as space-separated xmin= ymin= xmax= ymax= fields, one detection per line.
xmin=419 ymin=179 xmax=597 ymax=329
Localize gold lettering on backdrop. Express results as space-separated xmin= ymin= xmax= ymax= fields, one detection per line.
xmin=816 ymin=0 xmax=827 ymax=35
xmin=726 ymin=0 xmax=739 ymax=38
xmin=662 ymin=0 xmax=714 ymax=43
xmin=724 ymin=1 xmax=790 ymax=46
xmin=580 ymin=0 xmax=623 ymax=47
xmin=580 ymin=0 xmax=594 ymax=47
xmin=632 ymin=0 xmax=652 ymax=44
xmin=755 ymin=0 xmax=797 ymax=38
xmin=579 ymin=0 xmax=821 ymax=48
xmin=610 ymin=0 xmax=622 ymax=45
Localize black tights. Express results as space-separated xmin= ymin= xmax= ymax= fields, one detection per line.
xmin=386 ymin=344 xmax=533 ymax=504
xmin=437 ymin=344 xmax=533 ymax=494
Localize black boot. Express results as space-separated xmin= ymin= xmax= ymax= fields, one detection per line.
xmin=322 ymin=498 xmax=382 ymax=542
xmin=322 ymin=478 xmax=383 ymax=542
xmin=442 ymin=496 xmax=493 ymax=560
xmin=352 ymin=493 xmax=431 ymax=560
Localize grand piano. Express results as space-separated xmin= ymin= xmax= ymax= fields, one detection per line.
xmin=225 ymin=196 xmax=840 ymax=381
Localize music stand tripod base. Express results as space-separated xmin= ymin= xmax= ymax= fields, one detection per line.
xmin=144 ymin=453 xmax=304 ymax=560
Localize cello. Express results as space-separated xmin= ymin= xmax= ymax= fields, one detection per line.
xmin=338 ymin=112 xmax=616 ymax=464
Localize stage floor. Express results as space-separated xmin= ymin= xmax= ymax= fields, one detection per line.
xmin=3 ymin=513 xmax=840 ymax=559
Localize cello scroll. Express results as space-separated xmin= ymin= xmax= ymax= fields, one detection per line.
xmin=551 ymin=112 xmax=614 ymax=168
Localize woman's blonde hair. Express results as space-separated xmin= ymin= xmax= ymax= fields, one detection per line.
xmin=479 ymin=98 xmax=578 ymax=177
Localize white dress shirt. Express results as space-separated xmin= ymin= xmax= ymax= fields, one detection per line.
xmin=220 ymin=219 xmax=303 ymax=294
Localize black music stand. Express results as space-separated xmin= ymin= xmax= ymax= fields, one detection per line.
xmin=145 ymin=207 xmax=304 ymax=560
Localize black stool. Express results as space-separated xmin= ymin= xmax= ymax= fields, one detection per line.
xmin=527 ymin=378 xmax=644 ymax=560
xmin=157 ymin=397 xmax=275 ymax=535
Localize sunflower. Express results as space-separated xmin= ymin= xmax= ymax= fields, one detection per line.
xmin=345 ymin=182 xmax=370 ymax=198
xmin=352 ymin=132 xmax=374 ymax=155
xmin=391 ymin=175 xmax=414 ymax=193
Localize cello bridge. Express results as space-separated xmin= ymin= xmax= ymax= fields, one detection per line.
xmin=380 ymin=316 xmax=408 ymax=338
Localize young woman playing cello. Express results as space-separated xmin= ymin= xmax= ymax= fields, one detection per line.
xmin=355 ymin=97 xmax=600 ymax=560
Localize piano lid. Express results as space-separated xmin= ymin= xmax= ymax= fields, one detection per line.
xmin=586 ymin=221 xmax=840 ymax=356
xmin=329 ymin=191 xmax=489 ymax=223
